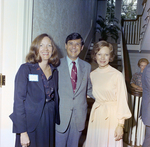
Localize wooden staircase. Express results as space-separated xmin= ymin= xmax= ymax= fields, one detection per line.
xmin=109 ymin=43 xmax=122 ymax=72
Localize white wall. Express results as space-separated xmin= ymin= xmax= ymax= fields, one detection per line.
xmin=129 ymin=52 xmax=150 ymax=75
xmin=0 ymin=0 xmax=33 ymax=146
xmin=97 ymin=0 xmax=107 ymax=18
xmin=137 ymin=0 xmax=144 ymax=15
xmin=115 ymin=0 xmax=122 ymax=23
xmin=141 ymin=23 xmax=150 ymax=50
xmin=95 ymin=0 xmax=107 ymax=42
xmin=127 ymin=44 xmax=150 ymax=75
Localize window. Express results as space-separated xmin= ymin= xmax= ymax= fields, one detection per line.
xmin=106 ymin=0 xmax=116 ymax=24
xmin=121 ymin=0 xmax=137 ymax=19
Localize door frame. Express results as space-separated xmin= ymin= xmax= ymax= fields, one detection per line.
xmin=0 ymin=0 xmax=33 ymax=146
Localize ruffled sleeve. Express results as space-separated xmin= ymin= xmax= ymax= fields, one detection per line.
xmin=116 ymin=72 xmax=132 ymax=124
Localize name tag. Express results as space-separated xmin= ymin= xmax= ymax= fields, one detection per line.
xmin=29 ymin=74 xmax=38 ymax=82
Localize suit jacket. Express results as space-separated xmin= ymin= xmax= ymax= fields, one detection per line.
xmin=141 ymin=63 xmax=150 ymax=126
xmin=56 ymin=57 xmax=93 ymax=133
xmin=10 ymin=62 xmax=60 ymax=133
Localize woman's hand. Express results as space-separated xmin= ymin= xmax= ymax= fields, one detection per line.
xmin=131 ymin=83 xmax=143 ymax=92
xmin=114 ymin=124 xmax=124 ymax=141
xmin=135 ymin=86 xmax=143 ymax=92
xmin=20 ymin=132 xmax=30 ymax=147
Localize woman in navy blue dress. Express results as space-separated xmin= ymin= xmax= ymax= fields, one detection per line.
xmin=10 ymin=34 xmax=60 ymax=147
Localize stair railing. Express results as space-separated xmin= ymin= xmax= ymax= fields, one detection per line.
xmin=122 ymin=15 xmax=142 ymax=45
xmin=121 ymin=0 xmax=150 ymax=144
xmin=122 ymin=0 xmax=150 ymax=47
xmin=121 ymin=19 xmax=145 ymax=147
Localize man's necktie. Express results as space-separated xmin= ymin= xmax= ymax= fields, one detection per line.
xmin=71 ymin=62 xmax=77 ymax=93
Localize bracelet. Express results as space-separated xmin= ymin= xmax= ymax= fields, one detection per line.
xmin=118 ymin=123 xmax=124 ymax=128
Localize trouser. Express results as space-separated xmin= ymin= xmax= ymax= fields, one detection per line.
xmin=55 ymin=111 xmax=82 ymax=147
xmin=143 ymin=125 xmax=150 ymax=147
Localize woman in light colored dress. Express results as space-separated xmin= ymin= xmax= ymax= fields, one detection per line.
xmin=85 ymin=41 xmax=131 ymax=147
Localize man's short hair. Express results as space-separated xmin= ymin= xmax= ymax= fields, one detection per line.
xmin=65 ymin=32 xmax=84 ymax=46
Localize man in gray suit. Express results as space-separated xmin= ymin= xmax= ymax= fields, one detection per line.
xmin=141 ymin=63 xmax=150 ymax=147
xmin=55 ymin=33 xmax=93 ymax=147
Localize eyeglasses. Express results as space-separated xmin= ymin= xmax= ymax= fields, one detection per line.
xmin=68 ymin=42 xmax=82 ymax=47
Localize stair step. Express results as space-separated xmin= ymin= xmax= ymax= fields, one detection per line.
xmin=113 ymin=58 xmax=121 ymax=61
xmin=117 ymin=52 xmax=122 ymax=55
xmin=117 ymin=44 xmax=121 ymax=47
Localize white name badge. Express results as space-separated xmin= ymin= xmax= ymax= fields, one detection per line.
xmin=29 ymin=74 xmax=39 ymax=82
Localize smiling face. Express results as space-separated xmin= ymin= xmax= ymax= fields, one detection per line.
xmin=96 ymin=46 xmax=111 ymax=69
xmin=65 ymin=39 xmax=83 ymax=61
xmin=38 ymin=36 xmax=53 ymax=62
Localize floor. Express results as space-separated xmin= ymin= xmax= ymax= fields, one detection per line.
xmin=78 ymin=98 xmax=94 ymax=147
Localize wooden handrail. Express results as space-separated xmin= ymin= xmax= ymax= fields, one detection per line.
xmin=142 ymin=0 xmax=147 ymax=6
xmin=122 ymin=15 xmax=142 ymax=22
xmin=121 ymin=25 xmax=142 ymax=97
xmin=121 ymin=0 xmax=149 ymax=96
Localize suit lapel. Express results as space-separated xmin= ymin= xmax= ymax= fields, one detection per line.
xmin=61 ymin=57 xmax=74 ymax=95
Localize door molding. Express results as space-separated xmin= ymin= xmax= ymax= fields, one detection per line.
xmin=0 ymin=0 xmax=33 ymax=146
xmin=16 ymin=0 xmax=34 ymax=67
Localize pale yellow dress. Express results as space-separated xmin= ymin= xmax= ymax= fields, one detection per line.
xmin=85 ymin=65 xmax=131 ymax=147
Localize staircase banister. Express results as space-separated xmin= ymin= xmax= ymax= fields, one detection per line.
xmin=122 ymin=15 xmax=142 ymax=23
xmin=126 ymin=83 xmax=143 ymax=97
xmin=121 ymin=26 xmax=143 ymax=97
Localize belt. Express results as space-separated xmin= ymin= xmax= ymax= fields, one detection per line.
xmin=91 ymin=101 xmax=117 ymax=122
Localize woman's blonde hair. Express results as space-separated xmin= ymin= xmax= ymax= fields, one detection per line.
xmin=26 ymin=33 xmax=59 ymax=66
xmin=91 ymin=40 xmax=115 ymax=62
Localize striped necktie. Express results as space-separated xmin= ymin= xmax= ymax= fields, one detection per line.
xmin=71 ymin=62 xmax=77 ymax=93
